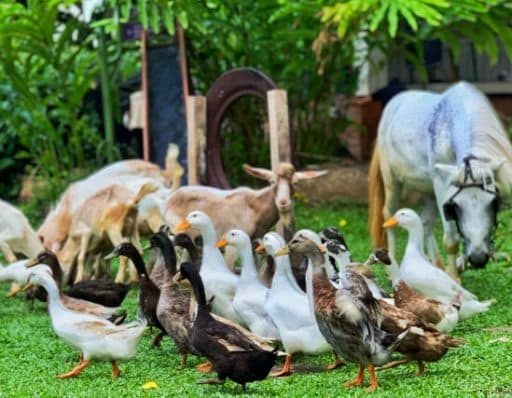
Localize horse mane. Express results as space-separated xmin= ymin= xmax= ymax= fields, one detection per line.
xmin=448 ymin=82 xmax=512 ymax=200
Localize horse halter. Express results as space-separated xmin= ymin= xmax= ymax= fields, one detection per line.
xmin=442 ymin=156 xmax=500 ymax=239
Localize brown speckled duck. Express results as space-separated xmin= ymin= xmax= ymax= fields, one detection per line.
xmin=373 ymin=248 xmax=461 ymax=333
xmin=322 ymin=247 xmax=466 ymax=376
xmin=279 ymin=238 xmax=407 ymax=392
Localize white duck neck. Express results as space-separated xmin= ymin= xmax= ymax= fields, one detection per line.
xmin=238 ymin=245 xmax=261 ymax=284
xmin=40 ymin=276 xmax=67 ymax=315
xmin=387 ymin=262 xmax=401 ymax=287
xmin=304 ymin=260 xmax=317 ymax=319
xmin=404 ymin=220 xmax=426 ymax=257
xmin=196 ymin=222 xmax=218 ymax=247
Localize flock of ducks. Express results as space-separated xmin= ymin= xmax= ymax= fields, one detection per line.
xmin=2 ymin=207 xmax=495 ymax=392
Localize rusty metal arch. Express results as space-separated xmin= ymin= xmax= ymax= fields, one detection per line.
xmin=205 ymin=68 xmax=279 ymax=188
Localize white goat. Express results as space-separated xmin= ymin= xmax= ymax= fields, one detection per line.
xmin=164 ymin=163 xmax=326 ymax=240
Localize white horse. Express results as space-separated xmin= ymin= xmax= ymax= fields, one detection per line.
xmin=369 ymin=81 xmax=512 ymax=277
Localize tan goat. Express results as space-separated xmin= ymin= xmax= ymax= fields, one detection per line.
xmin=57 ymin=182 xmax=158 ymax=284
xmin=39 ymin=144 xmax=183 ymax=252
xmin=164 ymin=163 xmax=327 ymax=241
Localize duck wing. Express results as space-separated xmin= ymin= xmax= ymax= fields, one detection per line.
xmin=203 ymin=319 xmax=262 ymax=353
xmin=338 ymin=270 xmax=382 ymax=326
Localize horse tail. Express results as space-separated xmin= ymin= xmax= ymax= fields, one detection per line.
xmin=368 ymin=147 xmax=386 ymax=248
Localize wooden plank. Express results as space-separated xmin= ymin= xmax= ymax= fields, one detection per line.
xmin=140 ymin=29 xmax=150 ymax=161
xmin=267 ymin=89 xmax=294 ymax=239
xmin=176 ymin=21 xmax=190 ymax=114
xmin=187 ymin=96 xmax=207 ymax=185
xmin=268 ymin=89 xmax=292 ymax=171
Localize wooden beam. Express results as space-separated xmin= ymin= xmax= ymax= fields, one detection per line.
xmin=176 ymin=21 xmax=190 ymax=113
xmin=186 ymin=96 xmax=207 ymax=185
xmin=268 ymin=89 xmax=292 ymax=171
xmin=140 ymin=29 xmax=150 ymax=161
xmin=267 ymin=89 xmax=294 ymax=240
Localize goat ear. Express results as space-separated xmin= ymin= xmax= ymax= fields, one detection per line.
xmin=292 ymin=170 xmax=328 ymax=184
xmin=242 ymin=164 xmax=274 ymax=182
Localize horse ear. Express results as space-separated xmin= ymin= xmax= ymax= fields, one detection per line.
xmin=292 ymin=170 xmax=328 ymax=184
xmin=242 ymin=164 xmax=275 ymax=182
xmin=434 ymin=163 xmax=459 ymax=183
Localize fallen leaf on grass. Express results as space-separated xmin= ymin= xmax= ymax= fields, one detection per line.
xmin=142 ymin=381 xmax=158 ymax=389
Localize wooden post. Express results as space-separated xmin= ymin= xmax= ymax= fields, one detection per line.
xmin=267 ymin=89 xmax=294 ymax=240
xmin=140 ymin=29 xmax=150 ymax=161
xmin=187 ymin=96 xmax=207 ymax=185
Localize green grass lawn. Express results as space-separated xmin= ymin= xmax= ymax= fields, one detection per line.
xmin=1 ymin=202 xmax=511 ymax=397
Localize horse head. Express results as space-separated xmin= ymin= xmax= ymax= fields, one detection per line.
xmin=436 ymin=156 xmax=504 ymax=268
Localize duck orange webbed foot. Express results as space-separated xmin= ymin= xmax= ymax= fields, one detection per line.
xmin=111 ymin=360 xmax=121 ymax=379
xmin=6 ymin=283 xmax=21 ymax=298
xmin=366 ymin=364 xmax=379 ymax=392
xmin=344 ymin=365 xmax=365 ymax=388
xmin=56 ymin=360 xmax=91 ymax=379
xmin=196 ymin=362 xmax=214 ymax=373
xmin=270 ymin=353 xmax=292 ymax=377
xmin=325 ymin=354 xmax=344 ymax=371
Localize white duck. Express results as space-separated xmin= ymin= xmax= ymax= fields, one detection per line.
xmin=25 ymin=265 xmax=146 ymax=379
xmin=174 ymin=211 xmax=243 ymax=325
xmin=0 ymin=259 xmax=31 ymax=296
xmin=217 ymin=229 xmax=279 ymax=339
xmin=383 ymin=208 xmax=493 ymax=320
xmin=261 ymin=232 xmax=339 ymax=377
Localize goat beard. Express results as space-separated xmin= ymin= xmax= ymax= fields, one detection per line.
xmin=279 ymin=211 xmax=292 ymax=227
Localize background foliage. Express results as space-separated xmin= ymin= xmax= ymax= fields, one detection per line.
xmin=0 ymin=0 xmax=511 ymax=206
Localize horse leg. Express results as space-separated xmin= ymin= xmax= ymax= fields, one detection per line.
xmin=433 ymin=179 xmax=459 ymax=280
xmin=421 ymin=199 xmax=445 ymax=270
xmin=381 ymin=171 xmax=401 ymax=263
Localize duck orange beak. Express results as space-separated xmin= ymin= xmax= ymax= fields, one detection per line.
xmin=255 ymin=244 xmax=265 ymax=253
xmin=274 ymin=246 xmax=290 ymax=257
xmin=383 ymin=216 xmax=399 ymax=228
xmin=215 ymin=238 xmax=228 ymax=248
xmin=174 ymin=220 xmax=191 ymax=233
xmin=318 ymin=244 xmax=327 ymax=254
xmin=25 ymin=258 xmax=39 ymax=268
